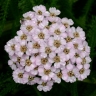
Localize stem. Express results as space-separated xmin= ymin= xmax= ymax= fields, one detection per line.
xmin=70 ymin=82 xmax=78 ymax=96
xmin=33 ymin=86 xmax=42 ymax=96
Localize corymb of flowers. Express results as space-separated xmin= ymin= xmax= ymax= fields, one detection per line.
xmin=5 ymin=5 xmax=91 ymax=92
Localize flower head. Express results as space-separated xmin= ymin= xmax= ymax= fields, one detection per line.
xmin=5 ymin=5 xmax=91 ymax=92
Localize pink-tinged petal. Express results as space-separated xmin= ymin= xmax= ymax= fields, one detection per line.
xmin=38 ymin=67 xmax=44 ymax=73
xmin=17 ymin=30 xmax=23 ymax=36
xmin=30 ymin=56 xmax=36 ymax=62
xmin=35 ymin=58 xmax=41 ymax=65
xmin=54 ymin=63 xmax=60 ymax=68
xmin=42 ymin=75 xmax=49 ymax=81
xmin=44 ymin=64 xmax=51 ymax=69
xmin=61 ymin=39 xmax=66 ymax=45
xmin=66 ymin=64 xmax=74 ymax=70
xmin=40 ymin=53 xmax=47 ymax=58
xmin=25 ymin=66 xmax=31 ymax=72
xmin=49 ymin=52 xmax=56 ymax=58
xmin=49 ymin=72 xmax=54 ymax=78
xmin=62 ymin=74 xmax=68 ymax=81
xmin=84 ymin=64 xmax=90 ymax=69
xmin=49 ymin=40 xmax=53 ymax=46
xmin=86 ymin=57 xmax=91 ymax=63
xmin=17 ymin=52 xmax=23 ymax=57
xmin=76 ymin=64 xmax=83 ymax=69
xmin=76 ymin=57 xmax=82 ymax=64
xmin=8 ymin=60 xmax=13 ymax=65
xmin=37 ymin=85 xmax=43 ymax=91
xmin=9 ymin=51 xmax=14 ymax=56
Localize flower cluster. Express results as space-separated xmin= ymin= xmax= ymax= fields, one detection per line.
xmin=5 ymin=5 xmax=91 ymax=92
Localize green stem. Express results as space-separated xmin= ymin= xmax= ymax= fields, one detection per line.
xmin=33 ymin=86 xmax=42 ymax=96
xmin=70 ymin=82 xmax=78 ymax=96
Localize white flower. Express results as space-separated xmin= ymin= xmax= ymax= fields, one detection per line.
xmin=32 ymin=28 xmax=50 ymax=42
xmin=20 ymin=55 xmax=36 ymax=72
xmin=61 ymin=43 xmax=75 ymax=60
xmin=20 ymin=20 xmax=36 ymax=35
xmin=37 ymin=80 xmax=53 ymax=92
xmin=8 ymin=60 xmax=17 ymax=70
xmin=48 ymin=36 xmax=66 ymax=53
xmin=49 ymin=7 xmax=60 ymax=16
xmin=23 ymin=11 xmax=35 ymax=20
xmin=15 ymin=30 xmax=31 ymax=43
xmin=61 ymin=18 xmax=74 ymax=28
xmin=33 ymin=5 xmax=50 ymax=16
xmin=53 ymin=69 xmax=62 ymax=83
xmin=13 ymin=68 xmax=28 ymax=84
xmin=71 ymin=27 xmax=85 ymax=40
xmin=62 ymin=65 xmax=76 ymax=83
xmin=49 ymin=23 xmax=66 ymax=37
xmin=15 ymin=42 xmax=28 ymax=57
xmin=38 ymin=67 xmax=55 ymax=81
xmin=49 ymin=53 xmax=66 ymax=68
xmin=27 ymin=75 xmax=40 ymax=85
xmin=35 ymin=56 xmax=52 ymax=69
xmin=76 ymin=56 xmax=91 ymax=65
xmin=74 ymin=67 xmax=90 ymax=81
xmin=5 ymin=39 xmax=16 ymax=56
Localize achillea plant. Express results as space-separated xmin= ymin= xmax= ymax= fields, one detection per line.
xmin=4 ymin=5 xmax=91 ymax=92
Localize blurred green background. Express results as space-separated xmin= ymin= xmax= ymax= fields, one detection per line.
xmin=0 ymin=0 xmax=96 ymax=96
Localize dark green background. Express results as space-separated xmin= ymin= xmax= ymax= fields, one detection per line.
xmin=0 ymin=0 xmax=96 ymax=96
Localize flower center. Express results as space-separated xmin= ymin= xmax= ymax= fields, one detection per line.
xmin=50 ymin=13 xmax=56 ymax=17
xmin=74 ymin=53 xmax=79 ymax=58
xmin=17 ymin=57 xmax=21 ymax=63
xmin=81 ymin=58 xmax=86 ymax=65
xmin=20 ymin=45 xmax=27 ymax=52
xmin=18 ymin=73 xmax=23 ymax=78
xmin=45 ymin=26 xmax=50 ymax=29
xmin=28 ymin=76 xmax=34 ymax=81
xmin=63 ymin=48 xmax=70 ymax=54
xmin=37 ymin=21 xmax=42 ymax=25
xmin=34 ymin=53 xmax=39 ymax=57
xmin=33 ymin=42 xmax=40 ymax=49
xmin=83 ymin=47 xmax=85 ymax=51
xmin=25 ymin=16 xmax=31 ymax=20
xmin=41 ymin=58 xmax=48 ymax=64
xmin=34 ymin=66 xmax=38 ymax=70
xmin=53 ymin=56 xmax=60 ymax=63
xmin=65 ymin=36 xmax=72 ymax=42
xmin=73 ymin=43 xmax=78 ymax=49
xmin=44 ymin=69 xmax=51 ymax=75
xmin=67 ymin=71 xmax=74 ymax=77
xmin=54 ymin=29 xmax=61 ymax=35
xmin=20 ymin=34 xmax=27 ymax=40
xmin=57 ymin=72 xmax=62 ymax=78
xmin=63 ymin=23 xmax=69 ymax=28
xmin=45 ymin=47 xmax=52 ymax=54
xmin=74 ymin=32 xmax=79 ymax=37
xmin=25 ymin=59 xmax=32 ymax=66
xmin=65 ymin=60 xmax=70 ymax=65
xmin=38 ymin=32 xmax=45 ymax=39
xmin=41 ymin=82 xmax=46 ymax=86
xmin=38 ymin=10 xmax=42 ymax=15
xmin=11 ymin=44 xmax=15 ymax=51
xmin=13 ymin=62 xmax=16 ymax=65
xmin=54 ymin=40 xmax=61 ymax=48
xmin=26 ymin=25 xmax=33 ymax=31
xmin=79 ymin=68 xmax=84 ymax=74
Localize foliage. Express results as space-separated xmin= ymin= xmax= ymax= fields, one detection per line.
xmin=0 ymin=0 xmax=96 ymax=96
